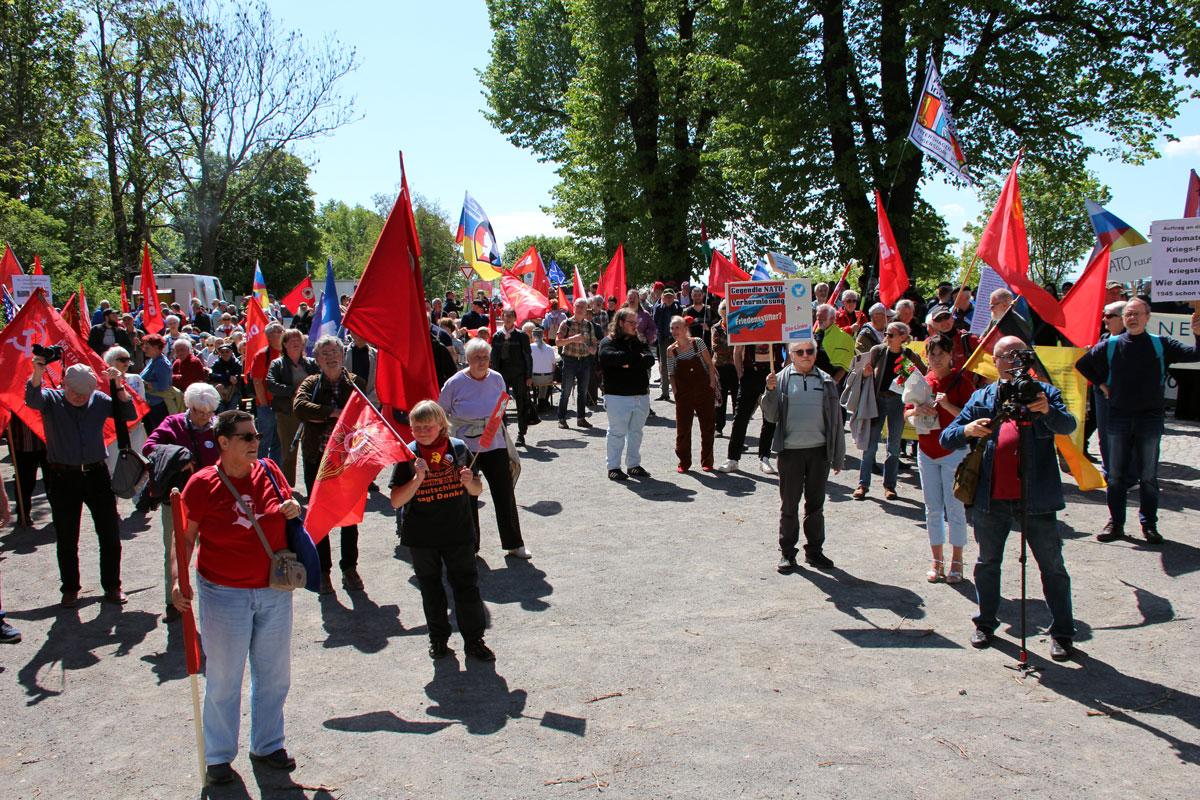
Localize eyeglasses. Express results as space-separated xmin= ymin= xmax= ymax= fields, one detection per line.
xmin=228 ymin=432 xmax=262 ymax=442
xmin=792 ymin=348 xmax=816 ymax=356
xmin=114 ymin=357 xmax=131 ymax=363
xmin=885 ymin=332 xmax=901 ymax=338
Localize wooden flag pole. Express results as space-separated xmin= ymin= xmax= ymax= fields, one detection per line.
xmin=190 ymin=672 xmax=205 ymax=786
xmin=170 ymin=489 xmax=206 ymax=787
xmin=6 ymin=423 xmax=26 ymax=526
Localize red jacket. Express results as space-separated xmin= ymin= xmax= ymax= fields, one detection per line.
xmin=835 ymin=308 xmax=866 ymax=334
xmin=172 ymin=354 xmax=210 ymax=391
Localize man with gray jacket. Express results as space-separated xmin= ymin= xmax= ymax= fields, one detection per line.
xmin=761 ymin=340 xmax=846 ymax=573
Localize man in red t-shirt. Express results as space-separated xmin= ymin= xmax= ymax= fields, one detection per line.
xmin=249 ymin=322 xmax=284 ymax=462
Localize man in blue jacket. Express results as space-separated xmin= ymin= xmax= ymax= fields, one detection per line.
xmin=941 ymin=336 xmax=1078 ymax=661
xmin=1075 ymin=298 xmax=1200 ymax=544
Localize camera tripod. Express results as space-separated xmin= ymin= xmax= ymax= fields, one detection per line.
xmin=1003 ymin=411 xmax=1040 ymax=678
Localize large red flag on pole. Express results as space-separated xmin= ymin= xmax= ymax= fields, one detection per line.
xmin=0 ymin=244 xmax=23 ymax=292
xmin=875 ymin=190 xmax=910 ymax=307
xmin=571 ymin=265 xmax=587 ymax=304
xmin=975 ymin=154 xmax=1064 ymax=326
xmin=305 ymin=385 xmax=413 ymax=542
xmin=343 ymin=152 xmax=439 ymax=412
xmin=280 ymin=276 xmax=316 ymax=315
xmin=511 ymin=246 xmax=551 ymax=298
xmin=596 ymin=243 xmax=627 ymax=302
xmin=77 ymin=283 xmax=91 ymax=335
xmin=707 ymin=250 xmax=751 ymax=298
xmin=500 ymin=273 xmax=551 ymax=325
xmin=242 ymin=298 xmax=269 ymax=378
xmin=1053 ymin=244 xmax=1110 ymax=348
xmin=139 ymin=243 xmax=164 ymax=334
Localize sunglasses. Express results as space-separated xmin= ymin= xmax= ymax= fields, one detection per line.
xmin=228 ymin=432 xmax=262 ymax=442
xmin=792 ymin=348 xmax=816 ymax=356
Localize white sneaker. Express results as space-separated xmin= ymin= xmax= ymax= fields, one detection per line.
xmin=715 ymin=459 xmax=739 ymax=473
xmin=506 ymin=546 xmax=533 ymax=559
xmin=760 ymin=458 xmax=777 ymax=475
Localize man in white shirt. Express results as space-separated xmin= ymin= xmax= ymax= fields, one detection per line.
xmin=525 ymin=323 xmax=558 ymax=413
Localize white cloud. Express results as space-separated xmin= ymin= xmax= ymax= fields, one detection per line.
xmin=490 ymin=210 xmax=568 ymax=240
xmin=940 ymin=203 xmax=966 ymax=221
xmin=1164 ymin=135 xmax=1200 ymax=158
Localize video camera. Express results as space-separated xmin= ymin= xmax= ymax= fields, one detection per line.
xmin=32 ymin=344 xmax=64 ymax=364
xmin=996 ymin=348 xmax=1041 ymax=421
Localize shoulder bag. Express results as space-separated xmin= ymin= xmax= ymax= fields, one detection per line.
xmin=953 ymin=439 xmax=984 ymax=506
xmin=108 ymin=378 xmax=150 ymax=499
xmin=216 ymin=464 xmax=306 ymax=591
xmin=259 ymin=459 xmax=322 ymax=592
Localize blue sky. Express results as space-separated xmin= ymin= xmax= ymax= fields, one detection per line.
xmin=270 ymin=0 xmax=1200 ymax=271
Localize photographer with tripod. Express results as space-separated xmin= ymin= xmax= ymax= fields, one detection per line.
xmin=940 ymin=337 xmax=1078 ymax=663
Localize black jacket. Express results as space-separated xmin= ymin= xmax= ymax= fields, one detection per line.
xmin=598 ymin=335 xmax=655 ymax=395
xmin=490 ymin=327 xmax=533 ymax=376
xmin=87 ymin=323 xmax=133 ymax=356
xmin=138 ymin=444 xmax=194 ymax=511
xmin=266 ymin=354 xmax=319 ymax=413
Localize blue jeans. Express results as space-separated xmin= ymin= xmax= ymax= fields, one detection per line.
xmin=604 ymin=394 xmax=649 ymax=469
xmin=858 ymin=392 xmax=904 ymax=489
xmin=972 ymin=501 xmax=1075 ymax=640
xmin=558 ymin=357 xmax=590 ymax=422
xmin=255 ymin=405 xmax=281 ymax=464
xmin=198 ymin=576 xmax=293 ymax=765
xmin=1105 ymin=411 xmax=1163 ymax=528
xmin=917 ymin=447 xmax=968 ymax=547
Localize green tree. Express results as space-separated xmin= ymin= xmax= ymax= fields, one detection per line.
xmin=372 ymin=189 xmax=461 ymax=301
xmin=316 ymin=199 xmax=385 ymax=277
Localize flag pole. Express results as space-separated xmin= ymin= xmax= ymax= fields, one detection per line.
xmin=170 ymin=489 xmax=206 ymax=788
xmin=469 ymin=397 xmax=509 ymax=471
xmin=5 ymin=423 xmax=26 ymax=525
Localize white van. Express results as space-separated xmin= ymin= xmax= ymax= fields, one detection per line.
xmin=133 ymin=273 xmax=225 ymax=309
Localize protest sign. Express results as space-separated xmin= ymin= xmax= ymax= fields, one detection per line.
xmin=725 ymin=279 xmax=813 ymax=345
xmin=11 ymin=274 xmax=52 ymax=307
xmin=1150 ymin=218 xmax=1200 ymax=302
xmin=970 ymin=266 xmax=1009 ymax=336
xmin=1108 ymin=242 xmax=1153 ymax=281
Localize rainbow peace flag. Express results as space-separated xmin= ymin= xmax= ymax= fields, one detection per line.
xmin=1084 ymin=200 xmax=1147 ymax=250
xmin=252 ymin=260 xmax=270 ymax=310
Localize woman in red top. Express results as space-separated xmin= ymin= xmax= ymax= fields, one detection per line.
xmin=904 ymin=334 xmax=976 ymax=583
xmin=172 ymin=410 xmax=302 ymax=785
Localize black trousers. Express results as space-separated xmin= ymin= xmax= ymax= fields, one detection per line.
xmin=12 ymin=447 xmax=47 ymax=523
xmin=142 ymin=403 xmax=168 ymax=436
xmin=410 ymin=542 xmax=485 ymax=643
xmin=777 ymin=446 xmax=829 ymax=559
xmin=45 ymin=464 xmax=122 ymax=594
xmin=501 ymin=371 xmax=532 ymax=435
xmin=470 ymin=448 xmax=524 ymax=550
xmin=726 ymin=368 xmax=775 ymax=460
xmin=303 ymin=459 xmax=359 ymax=573
xmin=715 ymin=363 xmax=739 ymax=432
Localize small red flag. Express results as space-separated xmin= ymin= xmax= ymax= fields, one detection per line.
xmin=557 ymin=285 xmax=570 ymax=310
xmin=511 ymin=246 xmax=551 ymax=298
xmin=305 ymin=387 xmax=413 ymax=542
xmin=875 ymin=190 xmax=910 ymax=307
xmin=829 ymin=261 xmax=855 ymax=306
xmin=0 ymin=244 xmax=23 ymax=292
xmin=478 ymin=392 xmax=509 ymax=450
xmin=730 ymin=235 xmax=739 ymax=271
xmin=500 ymin=273 xmax=550 ymax=326
xmin=707 ymin=250 xmax=751 ymax=298
xmin=32 ymin=255 xmax=43 ymax=276
xmin=280 ymin=276 xmax=316 ymax=314
xmin=1186 ymin=169 xmax=1200 ymax=218
xmin=572 ymin=265 xmax=587 ymax=304
xmin=120 ymin=279 xmax=130 ymax=313
xmin=77 ymin=283 xmax=91 ymax=336
xmin=171 ymin=490 xmax=203 ymax=675
xmin=596 ymin=243 xmax=627 ymax=302
xmin=139 ymin=243 xmax=164 ymax=334
xmin=60 ymin=292 xmax=82 ymax=334
xmin=242 ymin=298 xmax=269 ymax=379
xmin=1053 ymin=244 xmax=1110 ymax=348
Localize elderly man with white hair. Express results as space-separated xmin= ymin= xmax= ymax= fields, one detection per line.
xmin=27 ymin=356 xmax=135 ymax=607
xmin=171 ymin=336 xmax=210 ymax=392
xmin=144 ymin=382 xmax=222 ymax=621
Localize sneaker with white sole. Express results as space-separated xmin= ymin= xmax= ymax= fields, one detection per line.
xmin=760 ymin=458 xmax=777 ymax=475
xmin=715 ymin=459 xmax=739 ymax=473
xmin=506 ymin=546 xmax=533 ymax=559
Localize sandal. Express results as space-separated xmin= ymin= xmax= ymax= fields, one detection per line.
xmin=926 ymin=561 xmax=945 ymax=583
xmin=946 ymin=561 xmax=964 ymax=584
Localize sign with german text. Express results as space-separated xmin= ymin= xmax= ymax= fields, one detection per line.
xmin=1150 ymin=217 xmax=1200 ymax=302
xmin=725 ymin=279 xmax=813 ymax=345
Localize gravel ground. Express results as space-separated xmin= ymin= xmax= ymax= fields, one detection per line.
xmin=1 ymin=399 xmax=1198 ymax=800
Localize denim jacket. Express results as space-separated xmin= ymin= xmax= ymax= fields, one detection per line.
xmin=939 ymin=382 xmax=1075 ymax=515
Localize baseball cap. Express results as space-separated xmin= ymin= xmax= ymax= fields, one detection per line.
xmin=928 ymin=304 xmax=953 ymax=320
xmin=64 ymin=364 xmax=98 ymax=394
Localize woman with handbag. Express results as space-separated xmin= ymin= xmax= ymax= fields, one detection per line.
xmin=666 ymin=315 xmax=720 ymax=472
xmin=172 ymin=409 xmax=303 ymax=786
xmin=903 ymin=334 xmax=976 ymax=583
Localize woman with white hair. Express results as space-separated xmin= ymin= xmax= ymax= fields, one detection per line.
xmin=438 ymin=337 xmax=531 ymax=559
xmin=172 ymin=336 xmax=210 ymax=393
xmin=144 ymin=382 xmax=222 ymax=622
xmin=104 ymin=346 xmax=148 ymax=474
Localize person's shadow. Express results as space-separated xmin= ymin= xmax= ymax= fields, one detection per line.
xmin=423 ymin=656 xmax=527 ymax=735
xmin=792 ymin=565 xmax=927 ymax=625
xmin=477 ymin=556 xmax=553 ymax=612
xmin=318 ymin=589 xmax=415 ymax=652
xmin=140 ymin=617 xmax=191 ymax=684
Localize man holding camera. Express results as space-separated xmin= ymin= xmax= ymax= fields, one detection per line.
xmin=940 ymin=336 xmax=1078 ymax=661
xmin=27 ymin=353 xmax=135 ymax=607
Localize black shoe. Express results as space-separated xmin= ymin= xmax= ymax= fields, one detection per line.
xmin=163 ymin=605 xmax=182 ymax=623
xmin=608 ymin=469 xmax=628 ymax=481
xmin=206 ymin=762 xmax=236 ymax=785
xmin=249 ymin=748 xmax=296 ymax=771
xmin=970 ymin=628 xmax=993 ymax=649
xmin=428 ymin=640 xmax=453 ymax=659
xmin=804 ymin=552 xmax=835 ymax=570
xmin=777 ymin=556 xmax=797 ymax=574
xmin=515 ymin=435 xmax=526 ymax=447
xmin=576 ymin=418 xmax=593 ymax=429
xmin=1141 ymin=523 xmax=1164 ymax=545
xmin=558 ymin=420 xmax=569 ymax=430
xmin=102 ymin=590 xmax=128 ymax=605
xmin=647 ymin=408 xmax=657 ymax=418
xmin=627 ymin=466 xmax=650 ymax=478
xmin=527 ymin=416 xmax=541 ymax=426
xmin=0 ymin=620 xmax=21 ymax=644
xmin=465 ymin=639 xmax=496 ymax=662
xmin=1050 ymin=638 xmax=1074 ymax=662
xmin=1096 ymin=520 xmax=1123 ymax=542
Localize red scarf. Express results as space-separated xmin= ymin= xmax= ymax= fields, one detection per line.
xmin=417 ymin=434 xmax=452 ymax=470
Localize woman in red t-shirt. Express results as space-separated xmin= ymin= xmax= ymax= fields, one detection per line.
xmin=904 ymin=334 xmax=976 ymax=584
xmin=172 ymin=409 xmax=302 ymax=785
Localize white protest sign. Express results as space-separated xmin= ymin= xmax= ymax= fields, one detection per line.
xmin=725 ymin=279 xmax=813 ymax=345
xmin=970 ymin=266 xmax=1009 ymax=336
xmin=1107 ymin=242 xmax=1153 ymax=281
xmin=1150 ymin=217 xmax=1200 ymax=302
xmin=11 ymin=274 xmax=52 ymax=306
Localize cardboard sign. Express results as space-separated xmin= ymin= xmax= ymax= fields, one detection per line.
xmin=1108 ymin=242 xmax=1153 ymax=281
xmin=11 ymin=274 xmax=52 ymax=307
xmin=725 ymin=279 xmax=813 ymax=345
xmin=1150 ymin=217 xmax=1200 ymax=302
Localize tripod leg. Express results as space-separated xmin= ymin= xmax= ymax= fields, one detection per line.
xmin=1019 ymin=527 xmax=1028 ymax=664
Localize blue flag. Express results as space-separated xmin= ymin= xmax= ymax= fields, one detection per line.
xmin=547 ymin=259 xmax=566 ymax=286
xmin=751 ymin=257 xmax=771 ymax=281
xmin=1 ymin=285 xmax=17 ymax=323
xmin=306 ymin=257 xmax=343 ymax=355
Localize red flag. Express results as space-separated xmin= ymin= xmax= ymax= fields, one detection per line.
xmin=0 ymin=244 xmax=23 ymax=292
xmin=60 ymin=292 xmax=82 ymax=335
xmin=975 ymin=154 xmax=1065 ymax=326
xmin=1054 ymin=244 xmax=1110 ymax=348
xmin=500 ymin=273 xmax=551 ymax=325
xmin=343 ymin=152 xmax=438 ymax=411
xmin=875 ymin=190 xmax=909 ymax=307
xmin=596 ymin=243 xmax=627 ymax=302
xmin=171 ymin=491 xmax=203 ymax=675
xmin=478 ymin=392 xmax=509 ymax=450
xmin=828 ymin=261 xmax=855 ymax=306
xmin=77 ymin=283 xmax=90 ymax=336
xmin=139 ymin=243 xmax=164 ymax=334
xmin=1186 ymin=168 xmax=1200 ymax=218
xmin=572 ymin=265 xmax=587 ymax=303
xmin=32 ymin=255 xmax=43 ymax=276
xmin=305 ymin=386 xmax=413 ymax=542
xmin=0 ymin=289 xmax=148 ymax=444
xmin=730 ymin=235 xmax=739 ymax=271
xmin=242 ymin=298 xmax=269 ymax=378
xmin=488 ymin=302 xmax=499 ymax=338
xmin=280 ymin=276 xmax=316 ymax=314
xmin=120 ymin=279 xmax=130 ymax=313
xmin=511 ymin=246 xmax=551 ymax=298
xmin=707 ymin=251 xmax=751 ymax=298
xmin=557 ymin=285 xmax=570 ymax=310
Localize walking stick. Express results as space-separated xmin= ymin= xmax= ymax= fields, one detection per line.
xmin=170 ymin=489 xmax=207 ymax=786
xmin=5 ymin=423 xmax=26 ymax=525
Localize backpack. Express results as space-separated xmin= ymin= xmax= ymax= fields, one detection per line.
xmin=1105 ymin=334 xmax=1164 ymax=387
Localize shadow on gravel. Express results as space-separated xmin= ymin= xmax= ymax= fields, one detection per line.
xmin=323 ymin=710 xmax=452 ymax=735
xmin=531 ymin=437 xmax=587 ymax=450
xmin=1157 ymin=461 xmax=1200 ymax=481
xmin=520 ymin=443 xmax=559 ymax=463
xmin=1156 ymin=539 xmax=1200 ymax=577
xmin=423 ymin=656 xmax=528 ymax=735
xmin=318 ymin=590 xmax=413 ymax=652
xmin=619 ymin=476 xmax=697 ymax=503
xmin=790 ymin=566 xmax=926 ymax=626
xmin=477 ymin=556 xmax=552 ymax=612
xmin=0 ymin=523 xmax=56 ymax=555
xmin=141 ymin=618 xmax=190 ymax=684
xmin=522 ymin=500 xmax=563 ymax=516
xmin=1089 ymin=580 xmax=1176 ymax=633
xmin=686 ymin=470 xmax=759 ymax=497
xmin=15 ymin=604 xmax=157 ymax=705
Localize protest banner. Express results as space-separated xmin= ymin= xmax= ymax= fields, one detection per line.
xmin=725 ymin=279 xmax=813 ymax=345
xmin=1150 ymin=217 xmax=1200 ymax=302
xmin=1107 ymin=242 xmax=1153 ymax=281
xmin=10 ymin=274 xmax=52 ymax=307
xmin=1150 ymin=312 xmax=1199 ymax=402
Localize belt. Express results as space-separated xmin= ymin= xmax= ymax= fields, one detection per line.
xmin=48 ymin=461 xmax=106 ymax=472
xmin=532 ymin=372 xmax=553 ymax=376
